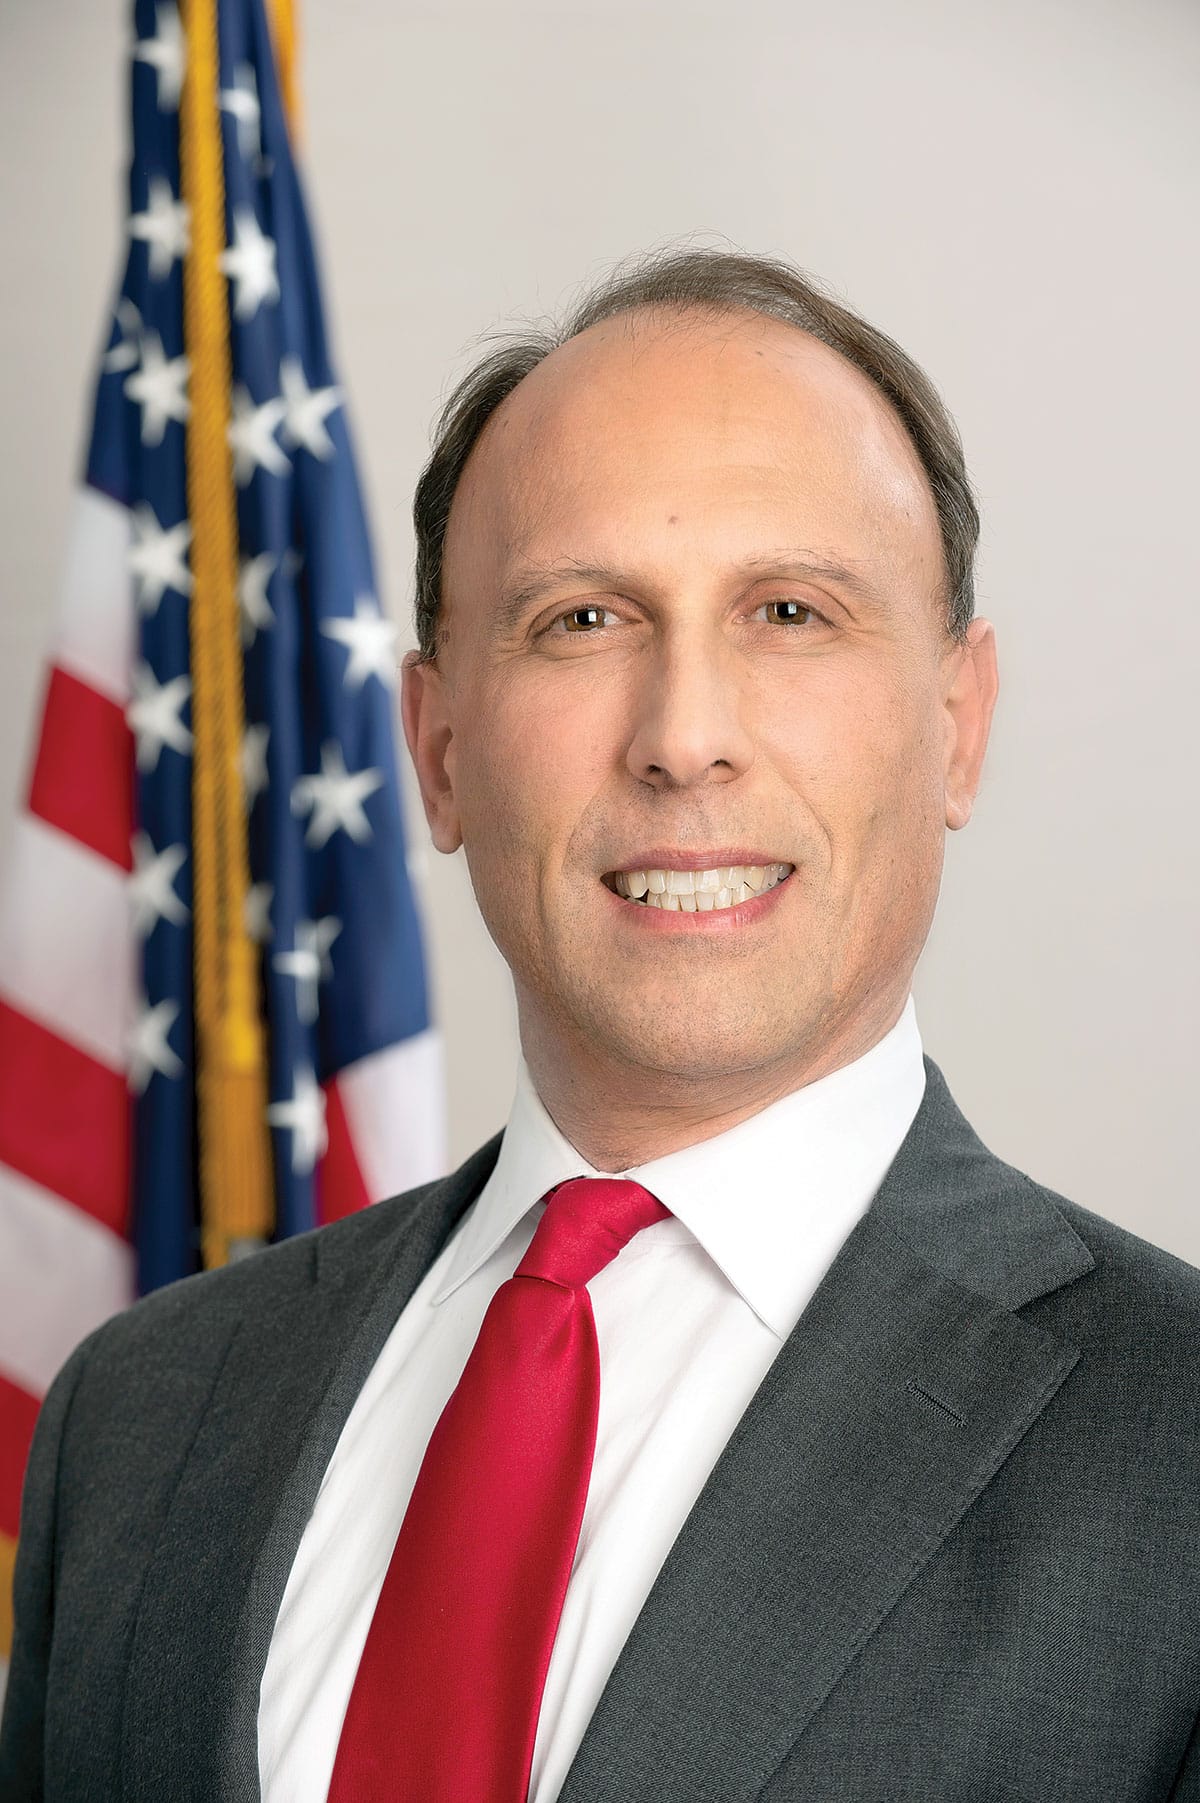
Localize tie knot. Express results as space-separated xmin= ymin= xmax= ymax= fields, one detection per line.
xmin=515 ymin=1177 xmax=669 ymax=1290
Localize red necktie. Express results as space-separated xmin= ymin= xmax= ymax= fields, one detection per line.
xmin=326 ymin=1176 xmax=670 ymax=1803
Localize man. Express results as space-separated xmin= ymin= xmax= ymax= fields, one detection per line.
xmin=2 ymin=246 xmax=1198 ymax=1801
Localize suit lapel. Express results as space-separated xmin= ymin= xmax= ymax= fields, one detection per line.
xmin=558 ymin=1056 xmax=1095 ymax=1803
xmin=118 ymin=1136 xmax=502 ymax=1803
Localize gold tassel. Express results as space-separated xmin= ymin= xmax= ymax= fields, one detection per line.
xmin=179 ymin=0 xmax=273 ymax=1268
xmin=265 ymin=0 xmax=302 ymax=146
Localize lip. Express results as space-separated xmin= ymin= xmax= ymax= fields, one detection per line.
xmin=600 ymin=865 xmax=795 ymax=934
xmin=603 ymin=849 xmax=792 ymax=877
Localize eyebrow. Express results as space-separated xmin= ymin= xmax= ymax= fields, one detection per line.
xmin=493 ymin=549 xmax=888 ymax=634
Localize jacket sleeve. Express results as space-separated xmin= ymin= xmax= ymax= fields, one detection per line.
xmin=0 ymin=1336 xmax=93 ymax=1802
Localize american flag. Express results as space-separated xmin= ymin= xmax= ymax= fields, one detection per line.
xmin=0 ymin=0 xmax=444 ymax=1686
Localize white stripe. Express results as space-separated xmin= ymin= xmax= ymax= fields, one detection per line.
xmin=53 ymin=485 xmax=134 ymax=706
xmin=337 ymin=1029 xmax=447 ymax=1202
xmin=0 ymin=814 xmax=132 ymax=1073
xmin=0 ymin=1163 xmax=133 ymax=1396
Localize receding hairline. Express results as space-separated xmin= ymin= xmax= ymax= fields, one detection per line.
xmin=468 ymin=296 xmax=920 ymax=458
xmin=441 ymin=298 xmax=943 ymax=617
xmin=411 ymin=244 xmax=980 ymax=662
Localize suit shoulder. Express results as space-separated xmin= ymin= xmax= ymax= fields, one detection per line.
xmin=1023 ymin=1178 xmax=1200 ymax=1384
xmin=1045 ymin=1185 xmax=1200 ymax=1309
xmin=72 ymin=1164 xmax=460 ymax=1374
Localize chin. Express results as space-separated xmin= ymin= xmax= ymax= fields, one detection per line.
xmin=583 ymin=1003 xmax=793 ymax=1087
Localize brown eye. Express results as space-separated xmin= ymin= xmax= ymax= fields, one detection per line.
xmin=759 ymin=599 xmax=814 ymax=625
xmin=561 ymin=606 xmax=611 ymax=633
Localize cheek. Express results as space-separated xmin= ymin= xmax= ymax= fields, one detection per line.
xmin=452 ymin=678 xmax=587 ymax=873
xmin=765 ymin=662 xmax=942 ymax=850
xmin=855 ymin=697 xmax=948 ymax=888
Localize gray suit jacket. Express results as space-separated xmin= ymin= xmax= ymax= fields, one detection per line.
xmin=2 ymin=1054 xmax=1198 ymax=1801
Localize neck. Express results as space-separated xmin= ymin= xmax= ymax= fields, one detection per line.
xmin=518 ymin=990 xmax=910 ymax=1172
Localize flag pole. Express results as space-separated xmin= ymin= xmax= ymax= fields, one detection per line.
xmin=178 ymin=0 xmax=273 ymax=1266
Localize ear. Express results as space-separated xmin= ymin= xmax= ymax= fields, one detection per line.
xmin=942 ymin=617 xmax=999 ymax=831
xmin=401 ymin=651 xmax=463 ymax=853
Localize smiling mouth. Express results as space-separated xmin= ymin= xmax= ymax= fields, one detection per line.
xmin=602 ymin=863 xmax=793 ymax=912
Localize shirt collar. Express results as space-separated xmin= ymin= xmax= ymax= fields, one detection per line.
xmin=431 ymin=994 xmax=926 ymax=1338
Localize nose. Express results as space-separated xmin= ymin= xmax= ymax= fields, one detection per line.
xmin=625 ymin=627 xmax=755 ymax=790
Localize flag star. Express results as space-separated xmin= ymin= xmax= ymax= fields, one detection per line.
xmin=228 ymin=384 xmax=290 ymax=484
xmin=127 ymin=663 xmax=192 ymax=772
xmin=244 ymin=881 xmax=274 ymax=944
xmin=219 ymin=208 xmax=279 ymax=321
xmin=129 ymin=833 xmax=189 ymax=936
xmin=133 ymin=3 xmax=186 ymax=111
xmin=238 ymin=551 xmax=277 ymax=644
xmin=129 ymin=175 xmax=190 ymax=280
xmin=220 ymin=63 xmax=262 ymax=164
xmin=124 ymin=329 xmax=190 ymax=447
xmin=267 ymin=1064 xmax=327 ymax=1175
xmin=129 ymin=502 xmax=192 ymax=613
xmin=291 ymin=742 xmax=385 ymax=849
xmin=280 ymin=356 xmax=343 ymax=460
xmin=127 ymin=996 xmax=184 ymax=1094
xmin=320 ymin=595 xmax=399 ymax=691
xmin=241 ymin=723 xmax=270 ymax=806
xmin=102 ymin=297 xmax=142 ymax=373
xmin=273 ymin=916 xmax=342 ymax=1025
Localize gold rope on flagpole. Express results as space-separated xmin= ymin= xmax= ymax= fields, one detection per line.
xmin=179 ymin=0 xmax=273 ymax=1267
xmin=264 ymin=0 xmax=303 ymax=146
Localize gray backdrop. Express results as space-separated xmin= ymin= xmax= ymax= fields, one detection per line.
xmin=1 ymin=0 xmax=1196 ymax=1263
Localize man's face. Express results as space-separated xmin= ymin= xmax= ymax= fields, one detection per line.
xmin=404 ymin=307 xmax=997 ymax=1096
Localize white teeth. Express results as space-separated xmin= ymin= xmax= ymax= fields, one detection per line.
xmin=611 ymin=862 xmax=792 ymax=914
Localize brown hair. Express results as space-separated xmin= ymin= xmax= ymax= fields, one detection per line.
xmin=411 ymin=243 xmax=979 ymax=661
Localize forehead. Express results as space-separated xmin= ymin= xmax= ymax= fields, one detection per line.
xmin=443 ymin=307 xmax=941 ymax=600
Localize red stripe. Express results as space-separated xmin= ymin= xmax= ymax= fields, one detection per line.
xmin=0 ymin=1373 xmax=42 ymax=1540
xmin=0 ymin=1001 xmax=131 ymax=1236
xmin=317 ymin=1078 xmax=372 ymax=1225
xmin=26 ymin=664 xmax=134 ymax=871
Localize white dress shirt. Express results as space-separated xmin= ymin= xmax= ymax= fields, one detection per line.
xmin=258 ymin=994 xmax=927 ymax=1802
